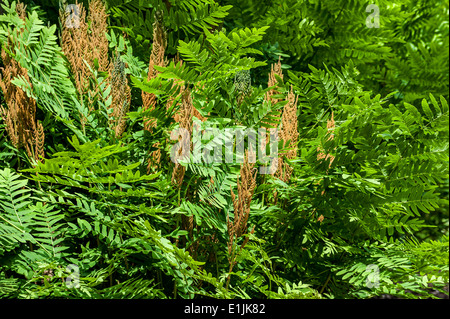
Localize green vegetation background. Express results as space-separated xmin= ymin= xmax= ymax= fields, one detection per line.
xmin=0 ymin=0 xmax=448 ymax=299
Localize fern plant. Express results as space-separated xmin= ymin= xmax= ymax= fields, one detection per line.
xmin=0 ymin=0 xmax=448 ymax=300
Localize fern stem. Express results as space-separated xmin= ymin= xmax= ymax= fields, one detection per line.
xmin=319 ymin=273 xmax=331 ymax=295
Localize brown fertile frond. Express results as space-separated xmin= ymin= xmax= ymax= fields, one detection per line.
xmin=0 ymin=10 xmax=45 ymax=165
xmin=147 ymin=12 xmax=167 ymax=80
xmin=166 ymin=62 xmax=209 ymax=122
xmin=0 ymin=106 xmax=18 ymax=147
xmin=229 ymin=151 xmax=257 ymax=241
xmin=164 ymin=79 xmax=207 ymax=175
xmin=0 ymin=1 xmax=44 ymax=164
xmin=15 ymin=1 xmax=27 ymax=21
xmin=265 ymin=56 xmax=283 ymax=105
xmin=317 ymin=112 xmax=336 ymax=168
xmin=171 ymin=160 xmax=186 ymax=188
xmin=226 ymin=151 xmax=257 ymax=284
xmin=61 ymin=0 xmax=110 ymax=119
xmin=0 ymin=47 xmax=40 ymax=159
xmin=261 ymin=57 xmax=283 ymax=168
xmin=171 ymin=89 xmax=193 ymax=186
xmin=274 ymin=85 xmax=299 ymax=182
xmin=142 ymin=12 xmax=168 ymax=130
xmin=146 ymin=142 xmax=162 ymax=172
xmin=109 ymin=54 xmax=131 ymax=138
xmin=60 ymin=2 xmax=89 ymax=96
xmin=35 ymin=121 xmax=45 ymax=164
xmin=178 ymin=88 xmax=194 ymax=133
xmin=143 ymin=13 xmax=168 ymax=171
xmin=280 ymin=86 xmax=299 ymax=159
xmin=87 ymin=0 xmax=110 ymax=73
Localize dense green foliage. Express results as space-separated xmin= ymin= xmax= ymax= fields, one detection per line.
xmin=0 ymin=0 xmax=448 ymax=299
